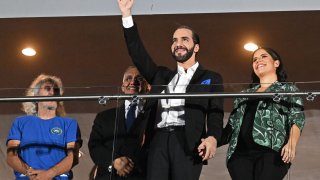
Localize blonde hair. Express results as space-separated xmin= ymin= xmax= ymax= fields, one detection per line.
xmin=22 ymin=74 xmax=66 ymax=116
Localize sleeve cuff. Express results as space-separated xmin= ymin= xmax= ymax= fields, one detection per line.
xmin=108 ymin=165 xmax=113 ymax=172
xmin=122 ymin=16 xmax=134 ymax=28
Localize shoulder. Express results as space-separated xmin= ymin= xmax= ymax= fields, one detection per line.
xmin=207 ymin=70 xmax=222 ymax=78
xmin=55 ymin=116 xmax=78 ymax=126
xmin=233 ymin=87 xmax=255 ymax=105
xmin=158 ymin=66 xmax=171 ymax=71
xmin=13 ymin=115 xmax=37 ymax=123
xmin=199 ymin=65 xmax=221 ymax=77
xmin=280 ymin=82 xmax=299 ymax=91
xmin=97 ymin=107 xmax=119 ymax=116
xmin=206 ymin=71 xmax=223 ymax=85
xmin=157 ymin=66 xmax=173 ymax=75
xmin=198 ymin=65 xmax=223 ymax=81
xmin=242 ymin=86 xmax=256 ymax=93
xmin=94 ymin=107 xmax=122 ymax=121
xmin=15 ymin=115 xmax=35 ymax=119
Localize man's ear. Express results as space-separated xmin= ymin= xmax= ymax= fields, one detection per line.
xmin=194 ymin=44 xmax=200 ymax=53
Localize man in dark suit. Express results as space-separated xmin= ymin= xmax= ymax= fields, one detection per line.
xmin=88 ymin=66 xmax=151 ymax=180
xmin=118 ymin=1 xmax=224 ymax=180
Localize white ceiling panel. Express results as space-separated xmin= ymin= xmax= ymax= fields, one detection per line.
xmin=1 ymin=0 xmax=320 ymax=18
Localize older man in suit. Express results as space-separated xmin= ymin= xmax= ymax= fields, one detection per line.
xmin=88 ymin=66 xmax=151 ymax=180
xmin=117 ymin=1 xmax=224 ymax=180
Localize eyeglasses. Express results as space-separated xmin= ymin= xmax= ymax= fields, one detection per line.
xmin=42 ymin=85 xmax=60 ymax=95
xmin=123 ymin=75 xmax=144 ymax=83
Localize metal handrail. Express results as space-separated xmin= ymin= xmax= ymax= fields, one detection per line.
xmin=0 ymin=91 xmax=318 ymax=103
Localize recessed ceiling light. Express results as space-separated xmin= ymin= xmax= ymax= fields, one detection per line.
xmin=244 ymin=43 xmax=258 ymax=52
xmin=22 ymin=48 xmax=36 ymax=56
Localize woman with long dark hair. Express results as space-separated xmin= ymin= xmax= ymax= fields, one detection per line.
xmin=222 ymin=47 xmax=305 ymax=180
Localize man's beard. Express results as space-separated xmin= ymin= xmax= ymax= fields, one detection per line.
xmin=171 ymin=45 xmax=195 ymax=63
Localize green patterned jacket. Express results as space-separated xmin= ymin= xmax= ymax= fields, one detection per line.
xmin=225 ymin=82 xmax=305 ymax=162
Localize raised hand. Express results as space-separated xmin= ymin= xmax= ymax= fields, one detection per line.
xmin=117 ymin=0 xmax=134 ymax=17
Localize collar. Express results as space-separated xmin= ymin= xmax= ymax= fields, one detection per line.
xmin=125 ymin=99 xmax=142 ymax=109
xmin=251 ymin=81 xmax=282 ymax=92
xmin=177 ymin=62 xmax=199 ymax=75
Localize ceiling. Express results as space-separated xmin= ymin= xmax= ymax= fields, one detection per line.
xmin=1 ymin=0 xmax=320 ymax=18
xmin=0 ymin=2 xmax=320 ymax=113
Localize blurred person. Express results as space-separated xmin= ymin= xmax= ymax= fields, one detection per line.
xmin=6 ymin=74 xmax=82 ymax=180
xmin=88 ymin=66 xmax=151 ymax=180
xmin=221 ymin=47 xmax=305 ymax=180
xmin=118 ymin=1 xmax=224 ymax=179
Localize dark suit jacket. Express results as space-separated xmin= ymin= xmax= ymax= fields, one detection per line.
xmin=123 ymin=24 xmax=224 ymax=155
xmin=88 ymin=103 xmax=149 ymax=179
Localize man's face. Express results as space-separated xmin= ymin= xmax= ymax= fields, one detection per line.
xmin=121 ymin=67 xmax=145 ymax=95
xmin=37 ymin=82 xmax=59 ymax=110
xmin=38 ymin=82 xmax=60 ymax=96
xmin=171 ymin=28 xmax=198 ymax=63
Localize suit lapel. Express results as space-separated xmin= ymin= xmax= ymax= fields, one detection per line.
xmin=186 ymin=65 xmax=206 ymax=92
xmin=118 ymin=104 xmax=126 ymax=132
xmin=162 ymin=69 xmax=177 ymax=92
xmin=148 ymin=69 xmax=177 ymax=106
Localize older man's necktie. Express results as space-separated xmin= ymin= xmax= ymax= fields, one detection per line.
xmin=126 ymin=103 xmax=137 ymax=131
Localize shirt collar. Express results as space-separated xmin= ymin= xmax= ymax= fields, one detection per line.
xmin=125 ymin=100 xmax=131 ymax=108
xmin=177 ymin=62 xmax=199 ymax=75
xmin=125 ymin=99 xmax=142 ymax=109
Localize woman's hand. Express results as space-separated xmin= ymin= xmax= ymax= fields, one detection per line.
xmin=198 ymin=136 xmax=217 ymax=161
xmin=281 ymin=142 xmax=296 ymax=163
xmin=281 ymin=124 xmax=301 ymax=163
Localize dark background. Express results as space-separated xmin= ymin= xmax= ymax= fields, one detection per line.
xmin=0 ymin=11 xmax=319 ymax=114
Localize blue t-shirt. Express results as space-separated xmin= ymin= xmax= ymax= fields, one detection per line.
xmin=7 ymin=115 xmax=81 ymax=180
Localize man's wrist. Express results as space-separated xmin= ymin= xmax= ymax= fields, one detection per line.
xmin=207 ymin=136 xmax=216 ymax=141
xmin=122 ymin=11 xmax=132 ymax=18
xmin=122 ymin=16 xmax=134 ymax=28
